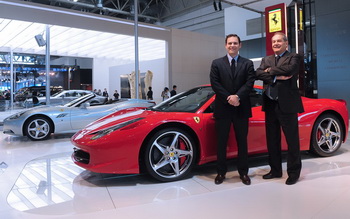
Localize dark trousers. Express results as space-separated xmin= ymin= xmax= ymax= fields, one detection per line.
xmin=265 ymin=98 xmax=302 ymax=178
xmin=215 ymin=115 xmax=249 ymax=176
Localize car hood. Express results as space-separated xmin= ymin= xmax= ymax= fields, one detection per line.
xmin=25 ymin=105 xmax=71 ymax=114
xmin=14 ymin=105 xmax=69 ymax=118
xmin=82 ymin=108 xmax=148 ymax=133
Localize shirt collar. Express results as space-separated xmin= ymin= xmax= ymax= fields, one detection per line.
xmin=227 ymin=54 xmax=239 ymax=63
xmin=276 ymin=51 xmax=287 ymax=58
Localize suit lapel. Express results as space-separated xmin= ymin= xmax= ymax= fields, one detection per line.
xmin=276 ymin=51 xmax=290 ymax=67
xmin=234 ymin=56 xmax=242 ymax=78
xmin=268 ymin=55 xmax=277 ymax=67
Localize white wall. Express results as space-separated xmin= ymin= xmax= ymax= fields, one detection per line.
xmin=169 ymin=28 xmax=225 ymax=93
xmin=224 ymin=6 xmax=262 ymax=41
xmin=160 ymin=4 xmax=225 ymax=38
xmin=108 ymin=58 xmax=167 ymax=103
xmin=94 ymin=28 xmax=224 ymax=103
xmin=93 ymin=58 xmax=120 ymax=95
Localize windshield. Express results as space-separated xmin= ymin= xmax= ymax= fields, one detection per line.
xmin=51 ymin=90 xmax=64 ymax=97
xmin=151 ymin=86 xmax=214 ymax=112
xmin=64 ymin=93 xmax=95 ymax=107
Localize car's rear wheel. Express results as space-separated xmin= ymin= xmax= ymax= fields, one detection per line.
xmin=144 ymin=128 xmax=197 ymax=182
xmin=24 ymin=116 xmax=53 ymax=141
xmin=310 ymin=114 xmax=343 ymax=156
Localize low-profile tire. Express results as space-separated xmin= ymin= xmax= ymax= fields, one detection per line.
xmin=144 ymin=128 xmax=197 ymax=182
xmin=24 ymin=116 xmax=53 ymax=141
xmin=310 ymin=114 xmax=343 ymax=156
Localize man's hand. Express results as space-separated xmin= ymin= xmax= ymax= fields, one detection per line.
xmin=264 ymin=67 xmax=271 ymax=72
xmin=276 ymin=75 xmax=292 ymax=80
xmin=227 ymin=95 xmax=240 ymax=106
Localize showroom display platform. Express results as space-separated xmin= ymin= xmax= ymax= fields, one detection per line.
xmin=0 ymin=128 xmax=350 ymax=219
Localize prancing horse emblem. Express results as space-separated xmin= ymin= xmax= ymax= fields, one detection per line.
xmin=193 ymin=117 xmax=200 ymax=123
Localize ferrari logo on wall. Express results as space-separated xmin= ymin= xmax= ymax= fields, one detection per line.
xmin=269 ymin=8 xmax=282 ymax=32
xmin=193 ymin=117 xmax=200 ymax=124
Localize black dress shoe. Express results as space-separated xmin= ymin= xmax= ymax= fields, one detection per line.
xmin=215 ymin=174 xmax=225 ymax=185
xmin=286 ymin=177 xmax=298 ymax=185
xmin=262 ymin=172 xmax=282 ymax=179
xmin=240 ymin=175 xmax=251 ymax=185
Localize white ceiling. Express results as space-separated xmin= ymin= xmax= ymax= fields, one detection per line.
xmin=0 ymin=18 xmax=166 ymax=64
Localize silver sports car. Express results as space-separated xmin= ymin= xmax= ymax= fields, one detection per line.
xmin=23 ymin=89 xmax=107 ymax=107
xmin=3 ymin=93 xmax=155 ymax=141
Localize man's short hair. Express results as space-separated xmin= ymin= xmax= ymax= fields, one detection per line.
xmin=225 ymin=34 xmax=241 ymax=44
xmin=273 ymin=32 xmax=288 ymax=42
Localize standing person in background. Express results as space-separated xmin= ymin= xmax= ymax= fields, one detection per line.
xmin=147 ymin=87 xmax=153 ymax=100
xmin=161 ymin=87 xmax=170 ymax=101
xmin=256 ymin=32 xmax=304 ymax=185
xmin=113 ymin=90 xmax=119 ymax=100
xmin=102 ymin=88 xmax=108 ymax=97
xmin=97 ymin=89 xmax=102 ymax=96
xmin=170 ymin=85 xmax=177 ymax=97
xmin=210 ymin=34 xmax=255 ymax=186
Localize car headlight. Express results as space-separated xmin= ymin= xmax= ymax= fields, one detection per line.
xmin=90 ymin=117 xmax=145 ymax=140
xmin=7 ymin=111 xmax=26 ymax=120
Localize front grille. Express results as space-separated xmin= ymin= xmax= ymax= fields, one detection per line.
xmin=73 ymin=148 xmax=90 ymax=164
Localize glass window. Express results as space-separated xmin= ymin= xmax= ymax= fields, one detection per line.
xmin=152 ymin=86 xmax=214 ymax=113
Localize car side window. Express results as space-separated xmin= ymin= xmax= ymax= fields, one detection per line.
xmin=153 ymin=86 xmax=214 ymax=113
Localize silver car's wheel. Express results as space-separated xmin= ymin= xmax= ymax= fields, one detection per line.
xmin=311 ymin=114 xmax=343 ymax=156
xmin=24 ymin=117 xmax=52 ymax=141
xmin=144 ymin=128 xmax=196 ymax=182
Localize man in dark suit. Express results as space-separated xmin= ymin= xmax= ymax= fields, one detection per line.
xmin=210 ymin=34 xmax=255 ymax=185
xmin=256 ymin=32 xmax=304 ymax=185
xmin=170 ymin=85 xmax=177 ymax=97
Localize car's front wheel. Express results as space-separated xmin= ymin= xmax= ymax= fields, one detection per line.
xmin=144 ymin=128 xmax=197 ymax=182
xmin=311 ymin=114 xmax=343 ymax=156
xmin=24 ymin=116 xmax=53 ymax=141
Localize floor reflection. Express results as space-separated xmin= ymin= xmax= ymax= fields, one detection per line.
xmin=7 ymin=152 xmax=210 ymax=215
xmin=2 ymin=133 xmax=75 ymax=143
xmin=0 ymin=161 xmax=8 ymax=175
xmin=6 ymin=133 xmax=350 ymax=216
xmin=7 ymin=153 xmax=85 ymax=214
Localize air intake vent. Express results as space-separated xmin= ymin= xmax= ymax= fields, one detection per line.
xmin=56 ymin=113 xmax=69 ymax=118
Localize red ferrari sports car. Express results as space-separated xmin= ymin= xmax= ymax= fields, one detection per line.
xmin=71 ymin=85 xmax=349 ymax=182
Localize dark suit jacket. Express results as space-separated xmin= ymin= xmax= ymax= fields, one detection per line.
xmin=256 ymin=51 xmax=304 ymax=114
xmin=210 ymin=55 xmax=256 ymax=119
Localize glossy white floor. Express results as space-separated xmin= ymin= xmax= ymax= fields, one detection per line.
xmin=1 ymin=128 xmax=350 ymax=219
